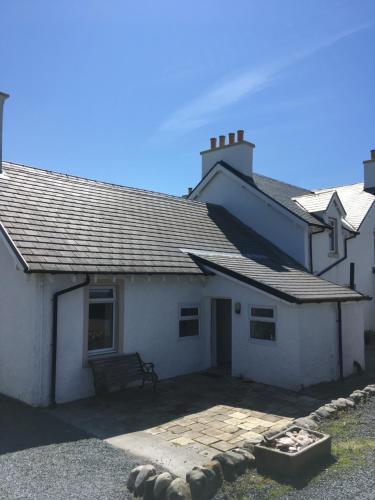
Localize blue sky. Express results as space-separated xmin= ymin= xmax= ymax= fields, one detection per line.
xmin=0 ymin=0 xmax=374 ymax=195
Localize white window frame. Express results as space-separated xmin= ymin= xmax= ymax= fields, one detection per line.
xmin=249 ymin=305 xmax=277 ymax=343
xmin=328 ymin=217 xmax=338 ymax=255
xmin=178 ymin=303 xmax=200 ymax=339
xmin=88 ymin=285 xmax=117 ymax=356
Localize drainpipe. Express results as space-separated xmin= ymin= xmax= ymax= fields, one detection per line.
xmin=50 ymin=274 xmax=90 ymax=407
xmin=337 ymin=302 xmax=344 ymax=381
xmin=316 ymin=233 xmax=356 ymax=277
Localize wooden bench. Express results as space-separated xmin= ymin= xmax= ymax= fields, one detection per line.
xmin=89 ymin=352 xmax=158 ymax=394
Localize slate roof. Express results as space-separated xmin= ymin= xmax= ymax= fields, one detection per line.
xmin=190 ymin=252 xmax=369 ymax=303
xmin=312 ymin=184 xmax=374 ymax=230
xmin=0 ymin=162 xmax=368 ymax=303
xmin=292 ymin=191 xmax=336 ymax=214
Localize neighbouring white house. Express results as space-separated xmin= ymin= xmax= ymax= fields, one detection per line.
xmin=0 ymin=92 xmax=373 ymax=407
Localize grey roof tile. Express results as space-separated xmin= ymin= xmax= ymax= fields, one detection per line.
xmin=0 ymin=162 xmax=368 ymax=303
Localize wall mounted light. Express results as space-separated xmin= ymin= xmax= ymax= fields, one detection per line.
xmin=234 ymin=302 xmax=241 ymax=314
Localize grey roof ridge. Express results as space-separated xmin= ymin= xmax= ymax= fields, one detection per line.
xmin=2 ymin=160 xmax=205 ymax=205
xmin=312 ymin=181 xmax=365 ymax=193
xmin=189 ymin=160 xmax=326 ymax=228
xmin=252 ymin=171 xmax=312 ymax=193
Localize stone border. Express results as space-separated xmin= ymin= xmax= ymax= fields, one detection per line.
xmin=126 ymin=383 xmax=375 ymax=499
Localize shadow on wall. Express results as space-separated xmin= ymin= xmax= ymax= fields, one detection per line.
xmin=0 ymin=394 xmax=90 ymax=456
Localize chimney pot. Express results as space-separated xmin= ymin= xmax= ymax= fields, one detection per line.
xmin=228 ymin=132 xmax=235 ymax=145
xmin=219 ymin=135 xmax=225 ymax=148
xmin=237 ymin=129 xmax=244 ymax=142
xmin=210 ymin=137 xmax=217 ymax=150
xmin=371 ymin=150 xmax=375 ymax=161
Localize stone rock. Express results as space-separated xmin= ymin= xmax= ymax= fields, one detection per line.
xmin=213 ymin=451 xmax=247 ymax=481
xmin=187 ymin=465 xmax=221 ymax=500
xmin=143 ymin=475 xmax=157 ymax=500
xmin=309 ymin=412 xmax=321 ymax=422
xmin=350 ymin=391 xmax=366 ymax=403
xmin=315 ymin=406 xmax=332 ymax=419
xmin=294 ymin=417 xmax=318 ymax=430
xmin=232 ymin=448 xmax=256 ymax=468
xmin=339 ymin=397 xmax=356 ymax=408
xmin=364 ymin=386 xmax=375 ymax=396
xmin=203 ymin=460 xmax=223 ymax=481
xmin=186 ymin=468 xmax=207 ymax=500
xmin=133 ymin=465 xmax=156 ymax=497
xmin=154 ymin=472 xmax=174 ymax=500
xmin=165 ymin=478 xmax=192 ymax=500
xmin=242 ymin=433 xmax=264 ymax=453
xmin=331 ymin=399 xmax=348 ymax=410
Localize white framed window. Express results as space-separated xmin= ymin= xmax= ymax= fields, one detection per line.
xmin=88 ymin=286 xmax=117 ymax=355
xmin=250 ymin=306 xmax=276 ymax=341
xmin=328 ymin=217 xmax=338 ymax=254
xmin=179 ymin=304 xmax=200 ymax=338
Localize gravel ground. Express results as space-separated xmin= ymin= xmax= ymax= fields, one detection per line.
xmin=216 ymin=396 xmax=375 ymax=500
xmin=283 ymin=398 xmax=375 ymax=500
xmin=0 ymin=438 xmax=146 ymax=500
xmin=0 ymin=395 xmax=161 ymax=499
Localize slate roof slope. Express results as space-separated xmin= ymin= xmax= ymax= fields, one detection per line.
xmin=313 ymin=183 xmax=374 ymax=230
xmin=292 ymin=191 xmax=336 ymax=214
xmin=190 ymin=252 xmax=369 ymax=303
xmin=0 ymin=162 xmax=304 ymax=275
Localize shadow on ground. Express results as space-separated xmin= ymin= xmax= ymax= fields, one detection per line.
xmin=0 ymin=394 xmax=91 ymax=455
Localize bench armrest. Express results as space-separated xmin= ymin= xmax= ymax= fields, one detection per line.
xmin=142 ymin=361 xmax=155 ymax=373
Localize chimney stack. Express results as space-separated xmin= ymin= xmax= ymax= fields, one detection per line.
xmin=363 ymin=149 xmax=375 ymax=194
xmin=200 ymin=129 xmax=255 ymax=179
xmin=0 ymin=92 xmax=9 ymax=175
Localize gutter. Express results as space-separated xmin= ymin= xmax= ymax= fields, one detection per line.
xmin=50 ymin=274 xmax=90 ymax=407
xmin=337 ymin=302 xmax=344 ymax=380
xmin=316 ymin=233 xmax=356 ymax=277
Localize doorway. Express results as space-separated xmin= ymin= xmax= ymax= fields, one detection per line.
xmin=211 ymin=299 xmax=232 ymax=370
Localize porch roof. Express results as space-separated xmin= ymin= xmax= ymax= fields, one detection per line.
xmin=189 ymin=252 xmax=370 ymax=304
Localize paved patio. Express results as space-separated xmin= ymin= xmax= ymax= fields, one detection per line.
xmin=53 ymin=371 xmax=321 ymax=476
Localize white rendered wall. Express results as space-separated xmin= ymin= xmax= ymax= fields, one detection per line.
xmin=298 ymin=303 xmax=338 ymax=387
xmin=341 ymin=301 xmax=365 ymax=374
xmin=194 ymin=169 xmax=309 ymax=267
xmin=0 ymin=238 xmax=44 ymax=405
xmin=312 ymin=203 xmax=375 ymax=331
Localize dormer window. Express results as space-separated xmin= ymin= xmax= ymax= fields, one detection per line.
xmin=329 ymin=217 xmax=338 ymax=254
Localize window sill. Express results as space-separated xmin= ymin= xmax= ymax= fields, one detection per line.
xmin=249 ymin=338 xmax=277 ymax=347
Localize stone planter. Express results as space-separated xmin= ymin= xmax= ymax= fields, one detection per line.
xmin=254 ymin=425 xmax=331 ymax=477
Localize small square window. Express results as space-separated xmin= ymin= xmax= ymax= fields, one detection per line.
xmin=250 ymin=306 xmax=276 ymax=342
xmin=179 ymin=304 xmax=200 ymax=338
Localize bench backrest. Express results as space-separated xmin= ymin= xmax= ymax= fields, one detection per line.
xmin=90 ymin=353 xmax=144 ymax=390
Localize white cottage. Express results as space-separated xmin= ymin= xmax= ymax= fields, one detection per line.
xmin=0 ymin=93 xmax=372 ymax=407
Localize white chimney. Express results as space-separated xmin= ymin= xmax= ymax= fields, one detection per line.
xmin=363 ymin=150 xmax=375 ymax=194
xmin=0 ymin=92 xmax=9 ymax=175
xmin=200 ymin=130 xmax=255 ymax=179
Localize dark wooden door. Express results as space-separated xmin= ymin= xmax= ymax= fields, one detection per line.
xmin=216 ymin=299 xmax=232 ymax=367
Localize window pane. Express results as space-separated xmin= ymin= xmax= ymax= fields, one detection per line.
xmin=179 ymin=319 xmax=199 ymax=337
xmin=88 ymin=303 xmax=114 ymax=350
xmin=89 ymin=288 xmax=113 ymax=300
xmin=251 ymin=307 xmax=273 ymax=318
xmin=250 ymin=320 xmax=276 ymax=341
xmin=180 ymin=307 xmax=199 ymax=317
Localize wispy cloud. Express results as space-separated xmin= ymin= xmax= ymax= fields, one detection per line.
xmin=157 ymin=23 xmax=370 ymax=135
